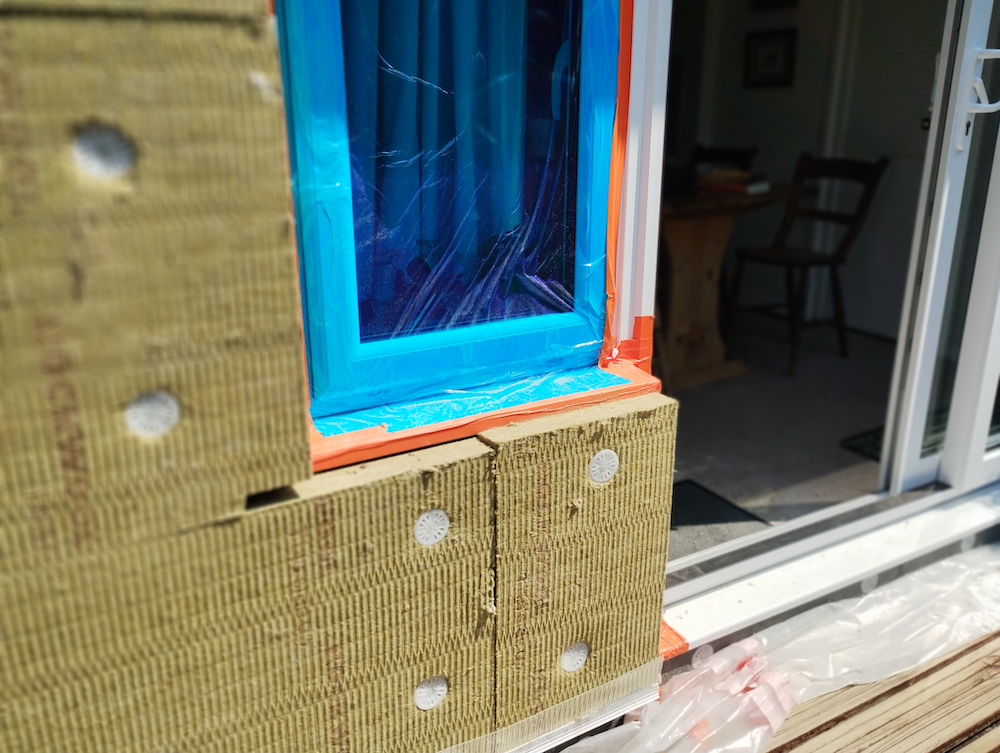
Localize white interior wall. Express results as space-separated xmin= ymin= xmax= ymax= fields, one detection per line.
xmin=697 ymin=0 xmax=842 ymax=313
xmin=666 ymin=0 xmax=706 ymax=164
xmin=835 ymin=0 xmax=948 ymax=339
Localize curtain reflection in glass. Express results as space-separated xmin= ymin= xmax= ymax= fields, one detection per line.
xmin=342 ymin=0 xmax=581 ymax=342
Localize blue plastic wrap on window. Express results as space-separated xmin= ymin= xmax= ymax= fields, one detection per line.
xmin=313 ymin=365 xmax=629 ymax=436
xmin=278 ymin=0 xmax=619 ymax=422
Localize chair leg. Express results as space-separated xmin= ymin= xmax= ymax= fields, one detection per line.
xmin=830 ymin=265 xmax=849 ymax=358
xmin=788 ymin=266 xmax=808 ymax=376
xmin=725 ymin=257 xmax=745 ymax=337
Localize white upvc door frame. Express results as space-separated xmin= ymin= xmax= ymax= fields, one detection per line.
xmin=612 ymin=0 xmax=671 ymax=348
xmin=939 ymin=125 xmax=1000 ymax=489
xmin=881 ymin=0 xmax=996 ymax=494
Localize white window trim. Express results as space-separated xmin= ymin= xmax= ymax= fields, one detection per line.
xmin=613 ymin=0 xmax=671 ymax=346
xmin=882 ymin=0 xmax=995 ymax=494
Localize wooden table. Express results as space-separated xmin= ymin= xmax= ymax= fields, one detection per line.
xmin=656 ymin=184 xmax=809 ymax=390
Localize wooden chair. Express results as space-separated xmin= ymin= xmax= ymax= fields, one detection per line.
xmin=726 ymin=152 xmax=889 ymax=374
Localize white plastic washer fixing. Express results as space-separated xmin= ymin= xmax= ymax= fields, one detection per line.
xmin=860 ymin=574 xmax=879 ymax=594
xmin=561 ymin=641 xmax=590 ymax=672
xmin=125 ymin=390 xmax=180 ymax=438
xmin=73 ymin=124 xmax=135 ymax=179
xmin=691 ymin=644 xmax=714 ymax=669
xmin=414 ymin=676 xmax=448 ymax=710
xmin=414 ymin=509 xmax=450 ymax=547
xmin=588 ymin=449 xmax=619 ymax=483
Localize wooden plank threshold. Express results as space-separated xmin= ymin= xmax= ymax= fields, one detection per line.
xmin=766 ymin=630 xmax=1000 ymax=752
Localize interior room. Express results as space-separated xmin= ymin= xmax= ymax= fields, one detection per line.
xmin=658 ymin=0 xmax=951 ymax=558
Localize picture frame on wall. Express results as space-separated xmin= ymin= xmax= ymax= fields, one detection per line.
xmin=744 ymin=28 xmax=797 ymax=87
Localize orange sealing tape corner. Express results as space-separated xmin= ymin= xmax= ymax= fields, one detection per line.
xmin=660 ymin=619 xmax=689 ymax=661
xmin=616 ymin=315 xmax=654 ymax=374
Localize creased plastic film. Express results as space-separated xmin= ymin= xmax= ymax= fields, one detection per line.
xmin=279 ymin=0 xmax=620 ymax=423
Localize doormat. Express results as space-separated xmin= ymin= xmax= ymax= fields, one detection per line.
xmin=840 ymin=426 xmax=884 ymax=462
xmin=670 ymin=480 xmax=768 ymax=528
xmin=842 ymin=410 xmax=954 ymax=463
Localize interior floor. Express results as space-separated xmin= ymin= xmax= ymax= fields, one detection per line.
xmin=666 ymin=311 xmax=897 ymax=560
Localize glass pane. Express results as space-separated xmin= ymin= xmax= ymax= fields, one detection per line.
xmin=340 ymin=0 xmax=582 ymax=342
xmin=988 ymin=380 xmax=1000 ymax=451
xmin=922 ymin=7 xmax=1000 ymax=456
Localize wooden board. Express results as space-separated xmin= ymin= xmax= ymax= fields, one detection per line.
xmin=766 ymin=630 xmax=1000 ymax=752
xmin=658 ymin=214 xmax=734 ymax=386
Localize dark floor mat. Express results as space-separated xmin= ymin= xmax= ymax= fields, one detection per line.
xmin=671 ymin=479 xmax=767 ymax=528
xmin=842 ymin=408 xmax=958 ymax=463
xmin=841 ymin=426 xmax=884 ymax=462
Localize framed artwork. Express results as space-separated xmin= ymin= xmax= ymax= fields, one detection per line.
xmin=744 ymin=28 xmax=797 ymax=87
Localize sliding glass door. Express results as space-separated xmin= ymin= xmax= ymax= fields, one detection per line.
xmin=882 ymin=0 xmax=1000 ymax=495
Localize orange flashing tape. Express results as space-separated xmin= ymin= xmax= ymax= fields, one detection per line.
xmin=310 ymin=360 xmax=661 ymax=472
xmin=599 ymin=0 xmax=635 ymax=366
xmin=660 ymin=619 xmax=690 ymax=661
xmin=304 ymin=3 xmax=652 ymax=473
xmin=616 ymin=315 xmax=654 ymax=374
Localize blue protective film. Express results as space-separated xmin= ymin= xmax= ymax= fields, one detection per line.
xmin=278 ymin=0 xmax=618 ymax=421
xmin=312 ymin=365 xmax=629 ymax=435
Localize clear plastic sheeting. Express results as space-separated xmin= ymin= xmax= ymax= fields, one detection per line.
xmin=567 ymin=544 xmax=1000 ymax=753
xmin=343 ymin=0 xmax=582 ymax=341
xmin=312 ymin=365 xmax=628 ymax=436
xmin=759 ymin=543 xmax=1000 ymax=704
xmin=278 ymin=0 xmax=619 ymax=420
xmin=605 ymin=640 xmax=793 ymax=753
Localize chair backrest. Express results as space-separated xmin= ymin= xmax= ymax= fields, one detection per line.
xmin=773 ymin=152 xmax=890 ymax=263
xmin=692 ymin=144 xmax=759 ymax=172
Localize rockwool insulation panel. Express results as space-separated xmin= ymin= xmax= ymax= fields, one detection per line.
xmin=0 ymin=6 xmax=311 ymax=563
xmin=480 ymin=392 xmax=678 ymax=729
xmin=0 ymin=0 xmax=262 ymax=13
xmin=1 ymin=439 xmax=496 ymax=753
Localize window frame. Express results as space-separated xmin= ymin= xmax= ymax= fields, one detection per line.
xmin=277 ymin=0 xmax=620 ymax=420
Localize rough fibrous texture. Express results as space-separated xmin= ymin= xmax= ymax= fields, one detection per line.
xmin=0 ymin=1 xmax=266 ymax=15
xmin=481 ymin=392 xmax=678 ymax=729
xmin=0 ymin=10 xmax=311 ymax=565
xmin=2 ymin=439 xmax=497 ymax=752
xmin=0 ymin=6 xmax=679 ymax=751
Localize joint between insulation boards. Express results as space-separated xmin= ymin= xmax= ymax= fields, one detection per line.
xmin=0 ymin=5 xmax=266 ymax=24
xmin=245 ymin=485 xmax=300 ymax=511
xmin=490 ymin=448 xmax=500 ymax=733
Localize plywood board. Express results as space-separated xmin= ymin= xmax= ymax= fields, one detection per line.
xmin=767 ymin=630 xmax=1000 ymax=752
